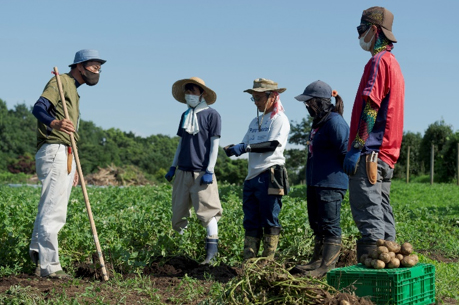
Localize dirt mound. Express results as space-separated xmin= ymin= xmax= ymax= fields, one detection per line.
xmin=144 ymin=256 xmax=239 ymax=283
xmin=84 ymin=164 xmax=150 ymax=186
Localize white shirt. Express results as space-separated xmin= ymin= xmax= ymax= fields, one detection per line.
xmin=242 ymin=112 xmax=290 ymax=180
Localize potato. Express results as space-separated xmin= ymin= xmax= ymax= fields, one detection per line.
xmin=389 ymin=251 xmax=396 ymax=258
xmin=401 ymin=254 xmax=418 ymax=267
xmin=377 ymin=246 xmax=389 ymax=255
xmin=400 ymin=242 xmax=413 ymax=255
xmin=364 ymin=257 xmax=373 ymax=267
xmin=385 ymin=241 xmax=401 ymax=253
xmin=360 ymin=254 xmax=369 ymax=265
xmin=387 ymin=258 xmax=400 ymax=269
xmin=372 ymin=259 xmax=385 ymax=269
xmin=369 ymin=249 xmax=379 ymax=259
xmin=379 ymin=252 xmax=391 ymax=264
xmin=396 ymin=254 xmax=404 ymax=261
xmin=376 ymin=239 xmax=386 ymax=247
xmin=410 ymin=254 xmax=419 ymax=264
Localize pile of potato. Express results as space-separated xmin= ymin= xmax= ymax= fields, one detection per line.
xmin=360 ymin=240 xmax=419 ymax=269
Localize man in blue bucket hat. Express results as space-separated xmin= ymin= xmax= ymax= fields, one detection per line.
xmin=29 ymin=49 xmax=106 ymax=278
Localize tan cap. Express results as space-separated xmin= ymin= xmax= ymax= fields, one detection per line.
xmin=172 ymin=77 xmax=217 ymax=105
xmin=243 ymin=78 xmax=286 ymax=94
xmin=361 ymin=6 xmax=397 ymax=43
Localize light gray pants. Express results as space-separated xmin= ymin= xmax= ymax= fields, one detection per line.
xmin=29 ymin=144 xmax=76 ymax=276
xmin=349 ymin=157 xmax=396 ymax=244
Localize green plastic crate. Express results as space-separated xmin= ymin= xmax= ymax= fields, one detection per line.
xmin=327 ymin=263 xmax=435 ymax=305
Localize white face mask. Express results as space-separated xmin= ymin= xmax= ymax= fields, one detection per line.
xmin=185 ymin=94 xmax=201 ymax=108
xmin=359 ymin=28 xmax=374 ymax=52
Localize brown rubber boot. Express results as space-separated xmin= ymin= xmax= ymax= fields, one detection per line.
xmin=243 ymin=236 xmax=261 ymax=260
xmin=290 ymin=235 xmax=323 ymax=274
xmin=261 ymin=227 xmax=281 ymax=260
xmin=305 ymin=236 xmax=341 ymax=278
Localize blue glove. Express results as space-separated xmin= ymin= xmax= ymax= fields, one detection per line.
xmin=343 ymin=147 xmax=361 ymax=175
xmin=200 ymin=170 xmax=213 ymax=185
xmin=165 ymin=166 xmax=176 ymax=182
xmin=225 ymin=143 xmax=247 ymax=157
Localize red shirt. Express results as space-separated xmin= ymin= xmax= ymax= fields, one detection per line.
xmin=349 ymin=51 xmax=405 ymax=168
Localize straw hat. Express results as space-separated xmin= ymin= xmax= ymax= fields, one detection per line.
xmin=172 ymin=77 xmax=217 ymax=105
xmin=244 ymin=78 xmax=286 ymax=94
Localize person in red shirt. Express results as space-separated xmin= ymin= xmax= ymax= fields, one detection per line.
xmin=343 ymin=6 xmax=405 ymax=262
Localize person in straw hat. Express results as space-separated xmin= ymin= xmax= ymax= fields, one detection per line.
xmin=289 ymin=80 xmax=349 ymax=278
xmin=165 ymin=77 xmax=223 ymax=264
xmin=344 ymin=6 xmax=404 ymax=262
xmin=224 ymin=78 xmax=290 ymax=261
xmin=29 ymin=49 xmax=106 ymax=278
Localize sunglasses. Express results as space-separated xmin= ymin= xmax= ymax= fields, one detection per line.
xmin=357 ymin=24 xmax=370 ymax=36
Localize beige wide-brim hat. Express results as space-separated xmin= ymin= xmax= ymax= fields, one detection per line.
xmin=172 ymin=77 xmax=217 ymax=105
xmin=244 ymin=78 xmax=286 ymax=94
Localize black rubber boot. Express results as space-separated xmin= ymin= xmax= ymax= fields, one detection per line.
xmin=31 ymin=251 xmax=40 ymax=276
xmin=304 ymin=236 xmax=341 ymax=278
xmin=201 ymin=238 xmax=218 ymax=265
xmin=356 ymin=242 xmax=377 ymax=263
xmin=290 ymin=235 xmax=323 ymax=274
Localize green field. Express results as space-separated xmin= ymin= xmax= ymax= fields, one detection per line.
xmin=1 ymin=180 xmax=458 ymax=304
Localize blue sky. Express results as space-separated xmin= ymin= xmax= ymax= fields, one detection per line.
xmin=1 ymin=0 xmax=458 ymax=147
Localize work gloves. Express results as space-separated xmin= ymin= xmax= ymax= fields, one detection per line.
xmin=201 ymin=170 xmax=213 ymax=185
xmin=165 ymin=166 xmax=214 ymax=185
xmin=224 ymin=143 xmax=247 ymax=157
xmin=343 ymin=147 xmax=361 ymax=175
xmin=165 ymin=166 xmax=176 ymax=182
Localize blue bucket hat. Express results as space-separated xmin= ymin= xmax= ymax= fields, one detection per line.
xmin=295 ymin=80 xmax=332 ymax=102
xmin=69 ymin=49 xmax=106 ymax=67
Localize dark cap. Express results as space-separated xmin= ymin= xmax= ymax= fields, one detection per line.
xmin=295 ymin=80 xmax=332 ymax=102
xmin=361 ymin=6 xmax=397 ymax=43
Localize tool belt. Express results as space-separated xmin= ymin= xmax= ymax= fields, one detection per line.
xmin=268 ymin=164 xmax=289 ymax=196
xmin=366 ymin=151 xmax=378 ymax=184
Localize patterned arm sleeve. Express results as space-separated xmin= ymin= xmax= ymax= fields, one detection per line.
xmin=353 ymin=98 xmax=379 ymax=148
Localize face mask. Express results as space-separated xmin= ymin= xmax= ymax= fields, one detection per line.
xmin=185 ymin=94 xmax=201 ymax=108
xmin=81 ymin=69 xmax=100 ymax=86
xmin=359 ymin=28 xmax=374 ymax=52
xmin=306 ymin=105 xmax=316 ymax=117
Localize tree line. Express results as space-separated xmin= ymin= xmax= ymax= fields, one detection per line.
xmin=1 ymin=98 xmax=458 ymax=184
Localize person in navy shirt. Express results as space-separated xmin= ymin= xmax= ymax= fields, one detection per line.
xmin=165 ymin=77 xmax=223 ymax=265
xmin=291 ymin=80 xmax=349 ymax=278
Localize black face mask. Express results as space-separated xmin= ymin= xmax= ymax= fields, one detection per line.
xmin=81 ymin=69 xmax=100 ymax=86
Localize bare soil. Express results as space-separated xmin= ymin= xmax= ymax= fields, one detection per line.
xmin=1 ymin=250 xmax=456 ymax=304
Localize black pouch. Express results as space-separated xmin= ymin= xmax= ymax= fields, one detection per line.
xmin=268 ymin=165 xmax=289 ymax=196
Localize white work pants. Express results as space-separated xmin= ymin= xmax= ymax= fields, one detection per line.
xmin=29 ymin=143 xmax=76 ymax=276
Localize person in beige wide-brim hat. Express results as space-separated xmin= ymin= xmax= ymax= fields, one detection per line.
xmin=224 ymin=78 xmax=290 ymax=262
xmin=172 ymin=77 xmax=217 ymax=105
xmin=165 ymin=76 xmax=222 ymax=265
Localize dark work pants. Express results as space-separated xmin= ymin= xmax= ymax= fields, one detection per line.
xmin=243 ymin=171 xmax=282 ymax=237
xmin=306 ymin=186 xmax=346 ymax=238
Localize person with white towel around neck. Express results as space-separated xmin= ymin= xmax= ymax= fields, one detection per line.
xmin=165 ymin=77 xmax=223 ymax=265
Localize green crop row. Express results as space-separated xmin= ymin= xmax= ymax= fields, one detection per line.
xmin=1 ymin=180 xmax=459 ymax=301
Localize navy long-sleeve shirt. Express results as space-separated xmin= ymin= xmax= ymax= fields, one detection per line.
xmin=306 ymin=112 xmax=350 ymax=189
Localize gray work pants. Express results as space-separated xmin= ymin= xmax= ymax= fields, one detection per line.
xmin=349 ymin=157 xmax=396 ymax=244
